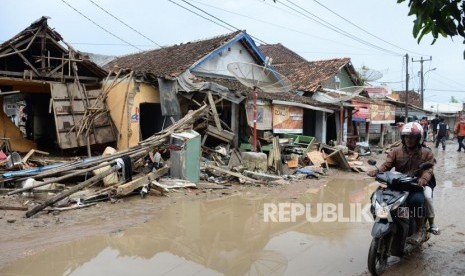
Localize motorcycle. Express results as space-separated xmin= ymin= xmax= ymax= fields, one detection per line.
xmin=367 ymin=160 xmax=434 ymax=275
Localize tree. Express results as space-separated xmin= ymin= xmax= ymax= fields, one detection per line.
xmin=270 ymin=0 xmax=465 ymax=57
xmin=398 ymin=0 xmax=465 ymax=47
xmin=450 ymin=96 xmax=459 ymax=103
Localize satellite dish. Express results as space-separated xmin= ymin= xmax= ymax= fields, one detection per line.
xmin=227 ymin=62 xmax=292 ymax=151
xmin=227 ymin=62 xmax=292 ymax=93
xmin=312 ymin=86 xmax=365 ymax=145
xmin=313 ymin=86 xmax=365 ymax=104
xmin=358 ymin=67 xmax=383 ymax=82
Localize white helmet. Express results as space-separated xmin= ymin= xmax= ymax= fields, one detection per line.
xmin=400 ymin=122 xmax=424 ymax=145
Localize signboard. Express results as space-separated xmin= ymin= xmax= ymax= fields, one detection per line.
xmin=352 ymin=101 xmax=370 ymax=122
xmin=366 ymin=86 xmax=390 ymax=99
xmin=370 ymin=103 xmax=395 ymax=124
xmin=245 ymin=100 xmax=272 ymax=130
xmin=272 ymin=105 xmax=303 ymax=133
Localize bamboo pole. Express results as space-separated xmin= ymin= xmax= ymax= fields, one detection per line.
xmin=26 ymin=165 xmax=119 ymax=218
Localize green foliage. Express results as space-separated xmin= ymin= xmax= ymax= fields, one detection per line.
xmin=398 ymin=0 xmax=465 ymax=48
xmin=450 ymin=96 xmax=459 ymax=103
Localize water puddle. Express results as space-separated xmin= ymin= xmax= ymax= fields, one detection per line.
xmin=1 ymin=179 xmax=376 ymax=276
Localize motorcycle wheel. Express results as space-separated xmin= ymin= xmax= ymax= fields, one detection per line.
xmin=367 ymin=237 xmax=388 ymax=275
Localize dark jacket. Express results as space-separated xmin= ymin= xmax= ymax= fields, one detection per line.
xmin=378 ymin=145 xmax=435 ymax=188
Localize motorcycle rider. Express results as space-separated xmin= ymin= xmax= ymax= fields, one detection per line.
xmin=368 ymin=122 xmax=436 ymax=244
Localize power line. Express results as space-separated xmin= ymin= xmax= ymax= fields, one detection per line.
xmin=279 ymin=0 xmax=402 ymax=56
xmin=173 ymin=0 xmax=268 ymax=45
xmin=310 ymin=0 xmax=425 ymax=57
xmin=191 ymin=0 xmax=392 ymax=55
xmin=426 ymin=88 xmax=465 ymax=93
xmin=59 ymin=0 xmax=142 ymax=51
xmin=167 ymin=0 xmax=236 ymax=32
xmin=87 ymin=0 xmax=164 ymax=48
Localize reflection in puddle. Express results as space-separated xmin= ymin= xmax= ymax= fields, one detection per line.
xmin=1 ymin=179 xmax=376 ymax=276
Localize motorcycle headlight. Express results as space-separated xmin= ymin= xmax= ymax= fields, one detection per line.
xmin=391 ymin=195 xmax=406 ymax=211
xmin=375 ymin=201 xmax=390 ymax=219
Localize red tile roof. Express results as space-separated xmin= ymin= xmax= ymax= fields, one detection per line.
xmin=104 ymin=31 xmax=243 ymax=78
xmin=272 ymin=58 xmax=352 ymax=92
xmin=259 ymin=43 xmax=307 ymax=64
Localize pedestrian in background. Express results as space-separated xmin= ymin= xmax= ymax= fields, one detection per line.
xmin=430 ymin=114 xmax=440 ymax=142
xmin=454 ymin=118 xmax=465 ymax=152
xmin=435 ymin=118 xmax=448 ymax=150
xmin=420 ymin=117 xmax=429 ymax=142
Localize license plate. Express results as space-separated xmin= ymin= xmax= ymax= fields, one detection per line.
xmin=376 ymin=207 xmax=389 ymax=218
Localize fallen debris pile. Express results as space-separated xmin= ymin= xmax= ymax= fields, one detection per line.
xmin=1 ymin=103 xmax=374 ymax=218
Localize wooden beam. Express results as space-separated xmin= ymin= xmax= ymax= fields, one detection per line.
xmin=25 ymin=165 xmax=119 ymax=218
xmin=207 ymin=91 xmax=222 ymax=131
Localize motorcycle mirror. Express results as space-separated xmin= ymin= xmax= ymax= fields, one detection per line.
xmin=419 ymin=162 xmax=434 ymax=170
xmin=367 ymin=159 xmax=377 ymax=166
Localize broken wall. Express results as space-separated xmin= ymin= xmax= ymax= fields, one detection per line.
xmin=0 ymin=98 xmax=36 ymax=152
xmin=105 ymin=78 xmax=160 ymax=150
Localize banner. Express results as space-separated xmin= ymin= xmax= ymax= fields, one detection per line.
xmin=245 ymin=100 xmax=272 ymax=130
xmin=370 ymin=103 xmax=395 ymax=124
xmin=352 ymin=101 xmax=370 ymax=122
xmin=272 ymin=105 xmax=303 ymax=133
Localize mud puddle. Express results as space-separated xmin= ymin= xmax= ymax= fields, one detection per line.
xmin=1 ymin=179 xmax=380 ymax=276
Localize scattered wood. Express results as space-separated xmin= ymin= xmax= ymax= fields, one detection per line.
xmin=46 ymin=202 xmax=97 ymax=212
xmin=116 ymin=166 xmax=169 ymax=197
xmin=153 ymin=178 xmax=196 ymax=191
xmin=25 ymin=165 xmax=119 ymax=218
xmin=242 ymin=170 xmax=282 ymax=182
xmin=21 ymin=149 xmax=49 ymax=163
xmin=0 ymin=205 xmax=28 ymax=211
xmin=203 ymin=163 xmax=256 ymax=184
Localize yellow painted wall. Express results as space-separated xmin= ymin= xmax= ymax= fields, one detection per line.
xmin=0 ymin=98 xmax=36 ymax=153
xmin=104 ymin=78 xmax=160 ymax=150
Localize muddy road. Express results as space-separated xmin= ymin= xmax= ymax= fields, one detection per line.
xmin=1 ymin=140 xmax=464 ymax=275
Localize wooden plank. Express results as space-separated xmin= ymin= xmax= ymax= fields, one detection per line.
xmin=116 ymin=167 xmax=169 ymax=196
xmin=207 ymin=91 xmax=222 ymax=131
xmin=203 ymin=163 xmax=256 ymax=183
xmin=307 ymin=151 xmax=325 ymax=167
xmin=206 ymin=125 xmax=234 ymax=143
xmin=26 ymin=166 xmax=119 ymax=218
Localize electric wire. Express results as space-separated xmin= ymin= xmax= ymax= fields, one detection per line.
xmin=279 ymin=0 xmax=402 ymax=56
xmin=173 ymin=0 xmax=268 ymax=45
xmin=191 ymin=0 xmax=387 ymax=55
xmin=311 ymin=0 xmax=425 ymax=57
xmin=59 ymin=0 xmax=142 ymax=51
xmin=167 ymin=0 xmax=236 ymax=32
xmin=87 ymin=0 xmax=164 ymax=48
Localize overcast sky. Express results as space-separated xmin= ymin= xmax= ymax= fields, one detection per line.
xmin=1 ymin=0 xmax=464 ymax=104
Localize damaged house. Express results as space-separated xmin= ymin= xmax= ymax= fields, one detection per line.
xmin=0 ymin=17 xmax=115 ymax=154
xmin=103 ymin=30 xmax=287 ymax=151
xmin=259 ymin=43 xmax=364 ymax=146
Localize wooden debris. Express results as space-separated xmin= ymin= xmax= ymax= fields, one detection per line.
xmin=242 ymin=170 xmax=282 ymax=182
xmin=25 ymin=165 xmax=119 ymax=218
xmin=203 ymin=163 xmax=256 ymax=183
xmin=22 ymin=149 xmax=49 ymax=163
xmin=0 ymin=205 xmax=28 ymax=211
xmin=116 ymin=166 xmax=169 ymax=196
xmin=307 ymin=151 xmax=325 ymax=167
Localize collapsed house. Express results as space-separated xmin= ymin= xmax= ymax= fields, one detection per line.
xmin=0 ymin=16 xmax=115 ymax=154
xmin=0 ymin=19 xmax=405 ymax=217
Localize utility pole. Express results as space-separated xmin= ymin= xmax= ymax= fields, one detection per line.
xmin=412 ymin=56 xmax=432 ymax=109
xmin=405 ymin=54 xmax=409 ymax=123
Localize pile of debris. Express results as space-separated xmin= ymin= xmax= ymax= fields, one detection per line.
xmin=1 ymin=104 xmax=372 ymax=218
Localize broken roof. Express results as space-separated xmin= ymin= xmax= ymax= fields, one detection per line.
xmin=272 ymin=58 xmax=357 ymax=92
xmin=104 ymin=31 xmax=264 ymax=79
xmin=0 ymin=16 xmax=107 ymax=82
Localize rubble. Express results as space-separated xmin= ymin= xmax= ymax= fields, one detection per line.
xmin=1 ymin=101 xmax=374 ymax=218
